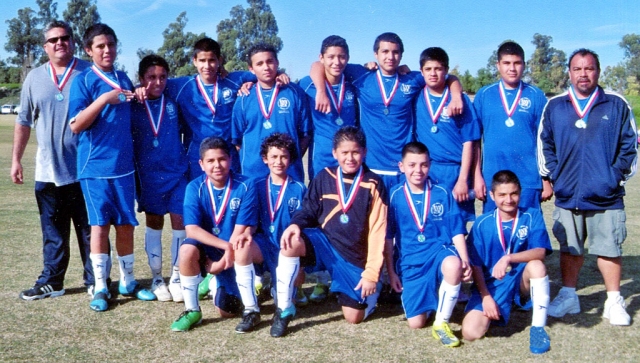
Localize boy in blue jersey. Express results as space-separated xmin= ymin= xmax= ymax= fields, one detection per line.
xmin=415 ymin=47 xmax=480 ymax=223
xmin=386 ymin=142 xmax=471 ymax=347
xmin=310 ymin=32 xmax=464 ymax=191
xmin=299 ymin=35 xmax=358 ymax=179
xmin=170 ymin=137 xmax=263 ymax=333
xmin=462 ymin=170 xmax=551 ymax=354
xmin=473 ymin=41 xmax=552 ymax=212
xmin=131 ymin=55 xmax=189 ymax=302
xmin=232 ymin=43 xmax=311 ymax=182
xmin=69 ymin=24 xmax=156 ymax=312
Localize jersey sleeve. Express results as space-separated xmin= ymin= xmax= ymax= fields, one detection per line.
xmin=68 ymin=72 xmax=92 ymax=122
xmin=459 ymin=94 xmax=481 ymax=143
xmin=344 ymin=63 xmax=369 ymax=83
xmin=183 ymin=180 xmax=204 ymax=227
xmin=231 ymin=96 xmax=247 ymax=146
xmin=16 ymin=72 xmax=35 ymax=127
xmin=235 ymin=179 xmax=259 ymax=227
xmin=527 ymin=209 xmax=552 ymax=253
xmin=295 ymin=84 xmax=312 ymax=137
xmin=466 ymin=224 xmax=484 ymax=267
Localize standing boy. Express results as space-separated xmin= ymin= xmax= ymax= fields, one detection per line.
xmin=386 ymin=141 xmax=471 ymax=347
xmin=131 ymin=55 xmax=189 ymax=302
xmin=69 ymin=23 xmax=155 ymax=312
xmin=232 ymin=43 xmax=311 ymax=182
xmin=462 ymin=170 xmax=552 ymax=354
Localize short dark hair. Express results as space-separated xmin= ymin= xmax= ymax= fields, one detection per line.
xmin=419 ymin=47 xmax=449 ymax=69
xmin=259 ymin=132 xmax=298 ymax=161
xmin=321 ymin=35 xmax=349 ymax=56
xmin=43 ymin=20 xmax=73 ymax=43
xmin=83 ymin=23 xmax=117 ymax=50
xmin=199 ymin=136 xmax=231 ymax=159
xmin=401 ymin=141 xmax=430 ymax=159
xmin=497 ymin=41 xmax=525 ymax=62
xmin=373 ymin=32 xmax=404 ymax=54
xmin=332 ymin=125 xmax=366 ymax=150
xmin=246 ymin=43 xmax=278 ymax=66
xmin=193 ymin=37 xmax=222 ymax=59
xmin=568 ymin=48 xmax=600 ymax=71
xmin=490 ymin=170 xmax=521 ymax=192
xmin=138 ymin=54 xmax=170 ymax=79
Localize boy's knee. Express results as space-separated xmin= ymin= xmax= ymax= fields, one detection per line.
xmin=525 ymin=259 xmax=547 ymax=277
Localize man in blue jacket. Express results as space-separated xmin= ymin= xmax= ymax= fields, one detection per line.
xmin=537 ymin=49 xmax=637 ymax=326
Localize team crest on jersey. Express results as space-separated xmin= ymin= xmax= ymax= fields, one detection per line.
xmin=345 ymin=90 xmax=354 ymax=101
xmin=287 ymin=197 xmax=300 ymax=213
xmin=518 ymin=97 xmax=531 ymax=110
xmin=222 ymin=88 xmax=233 ymax=102
xmin=400 ymin=83 xmax=412 ymax=95
xmin=229 ymin=198 xmax=241 ymax=211
xmin=278 ymin=97 xmax=291 ymax=111
xmin=166 ymin=103 xmax=176 ymax=117
xmin=441 ymin=107 xmax=451 ymax=120
xmin=516 ymin=225 xmax=529 ymax=240
xmin=430 ymin=202 xmax=445 ymax=219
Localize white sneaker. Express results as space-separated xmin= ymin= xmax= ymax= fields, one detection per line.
xmin=548 ymin=289 xmax=580 ymax=318
xmin=169 ymin=280 xmax=183 ymax=302
xmin=208 ymin=275 xmax=218 ymax=302
xmin=151 ymin=279 xmax=173 ymax=302
xmin=87 ymin=285 xmax=95 ymax=298
xmin=603 ymin=296 xmax=631 ymax=326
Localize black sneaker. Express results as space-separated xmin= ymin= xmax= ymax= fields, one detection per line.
xmin=235 ymin=310 xmax=261 ymax=333
xmin=19 ymin=284 xmax=65 ymax=301
xmin=270 ymin=307 xmax=295 ymax=337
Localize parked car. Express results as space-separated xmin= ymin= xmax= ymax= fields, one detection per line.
xmin=12 ymin=105 xmax=20 ymax=114
xmin=1 ymin=104 xmax=12 ymax=114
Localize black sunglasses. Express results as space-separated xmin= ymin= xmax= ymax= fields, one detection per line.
xmin=46 ymin=35 xmax=71 ymax=44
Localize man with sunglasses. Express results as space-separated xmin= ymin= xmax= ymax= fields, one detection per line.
xmin=11 ymin=21 xmax=97 ymax=300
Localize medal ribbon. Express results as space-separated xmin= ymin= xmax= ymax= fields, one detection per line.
xmin=375 ymin=69 xmax=399 ymax=108
xmin=196 ymin=75 xmax=218 ymax=117
xmin=335 ymin=166 xmax=364 ymax=214
xmin=403 ymin=180 xmax=431 ymax=233
xmin=325 ymin=75 xmax=346 ymax=115
xmin=144 ymin=95 xmax=165 ymax=138
xmin=91 ymin=65 xmax=123 ymax=92
xmin=568 ymin=86 xmax=599 ymax=122
xmin=495 ymin=209 xmax=519 ymax=255
xmin=48 ymin=57 xmax=77 ymax=92
xmin=267 ymin=176 xmax=289 ymax=225
xmin=498 ymin=80 xmax=523 ymax=119
xmin=257 ymin=84 xmax=280 ymax=120
xmin=424 ymin=86 xmax=450 ymax=126
xmin=206 ymin=177 xmax=232 ymax=229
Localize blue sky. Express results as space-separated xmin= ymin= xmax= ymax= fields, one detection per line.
xmin=2 ymin=0 xmax=640 ymax=81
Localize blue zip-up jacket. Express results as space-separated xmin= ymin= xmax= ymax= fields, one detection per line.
xmin=537 ymin=87 xmax=637 ymax=210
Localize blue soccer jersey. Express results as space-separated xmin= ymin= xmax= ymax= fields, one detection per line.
xmin=231 ymin=83 xmax=311 ymax=181
xmin=183 ymin=173 xmax=258 ymax=242
xmin=474 ymin=81 xmax=547 ymax=190
xmin=344 ymin=64 xmax=424 ymax=174
xmin=299 ymin=75 xmax=358 ymax=179
xmin=68 ymin=67 xmax=135 ymax=178
xmin=387 ymin=181 xmax=466 ymax=269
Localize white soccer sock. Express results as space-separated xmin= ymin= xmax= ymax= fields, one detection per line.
xmin=117 ymin=254 xmax=136 ymax=286
xmin=606 ymin=290 xmax=621 ymax=303
xmin=234 ymin=263 xmax=259 ymax=312
xmin=531 ymin=275 xmax=550 ymax=327
xmin=144 ymin=227 xmax=163 ymax=282
xmin=170 ymin=265 xmax=181 ymax=285
xmin=276 ymin=254 xmax=300 ymax=311
xmin=171 ymin=229 xmax=186 ymax=267
xmin=434 ymin=281 xmax=461 ymax=324
xmin=181 ymin=274 xmax=202 ymax=311
xmin=90 ymin=253 xmax=109 ymax=292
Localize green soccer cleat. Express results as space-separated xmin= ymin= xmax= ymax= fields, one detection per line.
xmin=171 ymin=308 xmax=203 ymax=332
xmin=198 ymin=274 xmax=213 ymax=299
xmin=309 ymin=283 xmax=328 ymax=303
xmin=431 ymin=322 xmax=460 ymax=347
xmin=295 ymin=287 xmax=308 ymax=306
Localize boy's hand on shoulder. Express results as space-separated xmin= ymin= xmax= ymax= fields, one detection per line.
xmin=363 ymin=61 xmax=378 ymax=71
xmin=481 ymin=295 xmax=500 ymax=320
xmin=447 ymin=96 xmax=463 ymax=116
xmin=238 ymin=82 xmax=254 ymax=96
xmin=355 ymin=278 xmax=377 ymax=299
xmin=397 ymin=64 xmax=411 ymax=75
xmin=276 ymin=72 xmax=290 ymax=85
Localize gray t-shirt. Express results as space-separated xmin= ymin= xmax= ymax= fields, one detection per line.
xmin=16 ymin=58 xmax=90 ymax=186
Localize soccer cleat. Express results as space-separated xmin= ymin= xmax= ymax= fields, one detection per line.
xmin=548 ymin=290 xmax=580 ymax=318
xmin=119 ymin=281 xmax=156 ymax=301
xmin=431 ymin=322 xmax=461 ymax=347
xmin=603 ymin=296 xmax=631 ymax=326
xmin=235 ymin=310 xmax=261 ymax=333
xmin=295 ymin=288 xmax=308 ymax=306
xmin=151 ymin=279 xmax=172 ymax=302
xmin=171 ymin=308 xmax=203 ymax=332
xmin=309 ymin=283 xmax=328 ymax=303
xmin=529 ymin=326 xmax=551 ymax=354
xmin=254 ymin=279 xmax=264 ymax=297
xmin=169 ymin=281 xmax=183 ymax=302
xmin=19 ymin=284 xmax=65 ymax=301
xmin=270 ymin=306 xmax=296 ymax=337
xmin=89 ymin=289 xmax=111 ymax=312
xmin=198 ymin=274 xmax=213 ymax=299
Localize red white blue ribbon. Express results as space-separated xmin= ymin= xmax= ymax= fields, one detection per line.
xmin=196 ymin=75 xmax=218 ymax=117
xmin=91 ymin=65 xmax=123 ymax=91
xmin=48 ymin=57 xmax=77 ymax=91
xmin=495 ymin=209 xmax=519 ymax=255
xmin=498 ymin=80 xmax=523 ymax=119
xmin=257 ymin=84 xmax=280 ymax=120
xmin=325 ymin=75 xmax=345 ymax=115
xmin=424 ymin=86 xmax=450 ymax=126
xmin=336 ymin=166 xmax=364 ymax=215
xmin=144 ymin=94 xmax=165 ymax=138
xmin=267 ymin=176 xmax=289 ymax=226
xmin=403 ymin=180 xmax=431 ymax=233
xmin=375 ymin=69 xmax=399 ymax=108
xmin=568 ymin=86 xmax=599 ymax=121
xmin=207 ymin=177 xmax=232 ymax=230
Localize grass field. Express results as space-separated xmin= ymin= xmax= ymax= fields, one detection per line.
xmin=1 ymin=114 xmax=640 ymax=362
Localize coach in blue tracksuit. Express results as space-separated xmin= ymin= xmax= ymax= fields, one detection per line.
xmin=537 ymin=48 xmax=637 ymax=326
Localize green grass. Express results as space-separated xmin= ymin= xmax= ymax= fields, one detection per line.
xmin=625 ymin=94 xmax=640 ymax=128
xmin=1 ymin=114 xmax=640 ymax=362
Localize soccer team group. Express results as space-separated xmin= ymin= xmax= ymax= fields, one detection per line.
xmin=13 ymin=20 xmax=638 ymax=355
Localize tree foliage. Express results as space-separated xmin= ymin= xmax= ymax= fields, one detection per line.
xmin=618 ymin=34 xmax=640 ymax=95
xmin=4 ymin=7 xmax=41 ymax=83
xmin=37 ymin=0 xmax=59 ymax=25
xmin=217 ymin=0 xmax=283 ymax=71
xmin=155 ymin=12 xmax=205 ymax=77
xmin=528 ymin=33 xmax=568 ymax=94
xmin=62 ymin=0 xmax=101 ymax=59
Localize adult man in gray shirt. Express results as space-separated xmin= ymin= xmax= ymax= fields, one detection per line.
xmin=11 ymin=20 xmax=98 ymax=299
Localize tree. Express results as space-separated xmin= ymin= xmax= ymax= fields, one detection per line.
xmin=217 ymin=0 xmax=283 ymax=71
xmin=528 ymin=33 xmax=568 ymax=94
xmin=602 ymin=64 xmax=628 ymax=94
xmin=473 ymin=68 xmax=495 ymax=94
xmin=450 ymin=66 xmax=475 ymax=94
xmin=37 ymin=0 xmax=59 ymax=25
xmin=619 ymin=34 xmax=640 ymax=95
xmin=5 ymin=7 xmax=41 ymax=83
xmin=62 ymin=0 xmax=100 ymax=59
xmin=156 ymin=12 xmax=205 ymax=77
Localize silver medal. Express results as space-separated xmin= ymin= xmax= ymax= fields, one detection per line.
xmin=269 ymin=225 xmax=275 ymax=233
xmin=505 ymin=118 xmax=515 ymax=127
xmin=383 ymin=108 xmax=389 ymax=115
xmin=118 ymin=93 xmax=126 ymax=102
xmin=213 ymin=227 xmax=221 ymax=235
xmin=505 ymin=265 xmax=512 ymax=273
xmin=153 ymin=138 xmax=159 ymax=148
xmin=431 ymin=125 xmax=438 ymax=133
xmin=417 ymin=234 xmax=426 ymax=242
xmin=575 ymin=119 xmax=586 ymax=129
xmin=263 ymin=120 xmax=272 ymax=129
xmin=55 ymin=93 xmax=64 ymax=102
xmin=335 ymin=117 xmax=344 ymax=126
xmin=340 ymin=214 xmax=349 ymax=224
